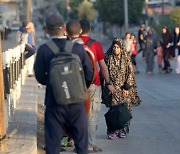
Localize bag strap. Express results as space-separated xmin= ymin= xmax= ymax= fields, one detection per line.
xmin=46 ymin=40 xmax=74 ymax=55
xmin=86 ymin=38 xmax=95 ymax=47
xmin=64 ymin=40 xmax=74 ymax=53
xmin=46 ymin=40 xmax=59 ymax=55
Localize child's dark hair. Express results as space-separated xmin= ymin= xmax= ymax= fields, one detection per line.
xmin=157 ymin=40 xmax=162 ymax=46
xmin=125 ymin=32 xmax=131 ymax=36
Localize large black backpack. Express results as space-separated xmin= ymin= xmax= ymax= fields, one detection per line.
xmin=46 ymin=40 xmax=87 ymax=105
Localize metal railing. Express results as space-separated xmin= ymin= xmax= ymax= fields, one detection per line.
xmin=2 ymin=43 xmax=27 ymax=128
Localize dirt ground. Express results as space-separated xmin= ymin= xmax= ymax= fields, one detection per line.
xmin=37 ymin=86 xmax=45 ymax=154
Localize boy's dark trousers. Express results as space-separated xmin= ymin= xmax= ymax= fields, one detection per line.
xmin=45 ymin=103 xmax=88 ymax=154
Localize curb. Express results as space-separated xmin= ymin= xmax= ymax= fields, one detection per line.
xmin=6 ymin=77 xmax=38 ymax=154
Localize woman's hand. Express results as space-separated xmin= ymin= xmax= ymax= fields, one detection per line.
xmin=177 ymin=41 xmax=180 ymax=46
xmin=107 ymin=85 xmax=117 ymax=94
xmin=123 ymin=89 xmax=129 ymax=97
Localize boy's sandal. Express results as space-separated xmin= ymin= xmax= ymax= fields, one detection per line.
xmin=88 ymin=146 xmax=102 ymax=153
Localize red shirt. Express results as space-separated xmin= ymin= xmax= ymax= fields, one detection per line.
xmin=132 ymin=41 xmax=137 ymax=55
xmin=80 ymin=36 xmax=105 ymax=86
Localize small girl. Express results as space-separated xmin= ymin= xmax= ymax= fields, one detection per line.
xmin=130 ymin=34 xmax=139 ymax=74
xmin=155 ymin=41 xmax=163 ymax=73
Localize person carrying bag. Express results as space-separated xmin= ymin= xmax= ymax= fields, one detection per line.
xmin=101 ymin=38 xmax=141 ymax=139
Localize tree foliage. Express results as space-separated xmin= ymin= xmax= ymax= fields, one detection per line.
xmin=56 ymin=0 xmax=144 ymax=25
xmin=57 ymin=1 xmax=67 ymax=20
xmin=69 ymin=0 xmax=83 ymax=19
xmin=57 ymin=0 xmax=83 ymax=20
xmin=95 ymin=0 xmax=144 ymax=26
xmin=170 ymin=8 xmax=180 ymax=26
xmin=78 ymin=0 xmax=96 ymax=21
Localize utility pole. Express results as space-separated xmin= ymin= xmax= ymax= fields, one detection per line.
xmin=145 ymin=0 xmax=149 ymax=27
xmin=162 ymin=0 xmax=164 ymax=15
xmin=27 ymin=0 xmax=32 ymax=21
xmin=124 ymin=0 xmax=129 ymax=32
xmin=0 ymin=34 xmax=7 ymax=151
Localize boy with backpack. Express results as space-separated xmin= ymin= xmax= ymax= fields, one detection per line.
xmin=59 ymin=19 xmax=96 ymax=149
xmin=34 ymin=14 xmax=93 ymax=154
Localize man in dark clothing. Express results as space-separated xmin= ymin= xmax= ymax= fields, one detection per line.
xmin=34 ymin=14 xmax=93 ymax=154
xmin=138 ymin=24 xmax=146 ymax=59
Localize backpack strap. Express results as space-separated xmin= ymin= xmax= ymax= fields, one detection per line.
xmin=46 ymin=40 xmax=74 ymax=55
xmin=86 ymin=38 xmax=95 ymax=47
xmin=46 ymin=40 xmax=59 ymax=55
xmin=64 ymin=40 xmax=74 ymax=53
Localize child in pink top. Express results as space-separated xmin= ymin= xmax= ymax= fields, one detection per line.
xmin=155 ymin=41 xmax=163 ymax=73
xmin=131 ymin=34 xmax=139 ymax=74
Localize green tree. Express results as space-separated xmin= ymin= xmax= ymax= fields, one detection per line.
xmin=78 ymin=0 xmax=96 ymax=21
xmin=57 ymin=0 xmax=83 ymax=20
xmin=170 ymin=8 xmax=180 ymax=26
xmin=69 ymin=0 xmax=83 ymax=19
xmin=57 ymin=1 xmax=67 ymax=20
xmin=95 ymin=0 xmax=144 ymax=26
xmin=95 ymin=0 xmax=124 ymax=26
xmin=129 ymin=0 xmax=144 ymax=25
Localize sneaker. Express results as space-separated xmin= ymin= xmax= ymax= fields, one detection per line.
xmin=118 ymin=132 xmax=126 ymax=138
xmin=61 ymin=137 xmax=68 ymax=147
xmin=107 ymin=133 xmax=119 ymax=139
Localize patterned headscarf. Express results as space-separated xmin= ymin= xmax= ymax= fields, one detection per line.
xmin=105 ymin=38 xmax=127 ymax=63
xmin=106 ymin=38 xmax=125 ymax=54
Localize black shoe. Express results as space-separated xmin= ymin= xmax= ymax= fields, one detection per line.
xmin=135 ymin=71 xmax=140 ymax=74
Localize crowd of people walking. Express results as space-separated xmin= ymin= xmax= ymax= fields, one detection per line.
xmin=137 ymin=24 xmax=180 ymax=74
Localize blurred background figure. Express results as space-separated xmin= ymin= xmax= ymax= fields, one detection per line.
xmin=16 ymin=21 xmax=28 ymax=44
xmin=16 ymin=21 xmax=35 ymax=60
xmin=173 ymin=26 xmax=180 ymax=57
xmin=138 ymin=24 xmax=146 ymax=59
xmin=161 ymin=26 xmax=173 ymax=73
xmin=154 ymin=41 xmax=163 ymax=73
xmin=130 ymin=34 xmax=139 ymax=74
xmin=145 ymin=28 xmax=157 ymax=74
xmin=172 ymin=26 xmax=180 ymax=74
xmin=26 ymin=22 xmax=36 ymax=77
xmin=123 ymin=32 xmax=133 ymax=56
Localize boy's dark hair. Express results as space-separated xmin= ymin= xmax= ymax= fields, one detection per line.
xmin=22 ymin=21 xmax=28 ymax=27
xmin=66 ymin=20 xmax=81 ymax=37
xmin=158 ymin=40 xmax=162 ymax=46
xmin=79 ymin=20 xmax=91 ymax=35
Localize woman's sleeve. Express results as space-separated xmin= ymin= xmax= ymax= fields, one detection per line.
xmin=123 ymin=55 xmax=135 ymax=90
